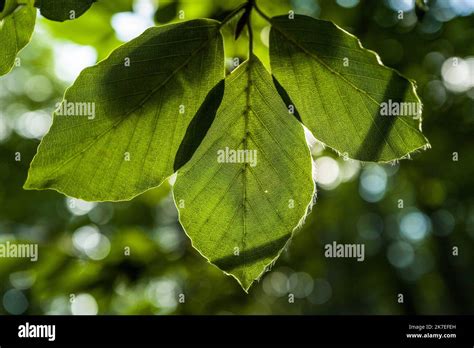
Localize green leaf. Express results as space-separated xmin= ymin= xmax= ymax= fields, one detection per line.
xmin=0 ymin=0 xmax=36 ymax=76
xmin=270 ymin=15 xmax=430 ymax=162
xmin=173 ymin=56 xmax=315 ymax=291
xmin=25 ymin=19 xmax=224 ymax=201
xmin=154 ymin=0 xmax=179 ymax=24
xmin=35 ymin=0 xmax=96 ymax=21
xmin=0 ymin=0 xmax=11 ymax=15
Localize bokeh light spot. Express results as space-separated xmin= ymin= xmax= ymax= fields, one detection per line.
xmin=441 ymin=57 xmax=472 ymax=93
xmin=314 ymin=156 xmax=340 ymax=189
xmin=112 ymin=13 xmax=154 ymax=42
xmin=24 ymin=75 xmax=53 ymax=102
xmin=359 ymin=164 xmax=387 ymax=202
xmin=66 ymin=197 xmax=97 ymax=216
xmin=288 ymin=272 xmax=314 ymax=298
xmin=53 ymin=43 xmax=97 ymax=82
xmin=400 ymin=211 xmax=431 ymax=241
xmin=71 ymin=293 xmax=98 ymax=315
xmin=308 ymin=278 xmax=332 ymax=305
xmin=387 ymin=241 xmax=415 ymax=268
xmin=3 ymin=289 xmax=29 ymax=315
xmin=336 ymin=0 xmax=359 ymax=9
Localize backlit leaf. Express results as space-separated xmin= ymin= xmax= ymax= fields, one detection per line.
xmin=35 ymin=0 xmax=96 ymax=21
xmin=0 ymin=0 xmax=36 ymax=76
xmin=270 ymin=15 xmax=430 ymax=162
xmin=25 ymin=19 xmax=224 ymax=201
xmin=173 ymin=56 xmax=315 ymax=291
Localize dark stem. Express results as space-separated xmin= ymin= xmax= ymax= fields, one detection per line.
xmin=247 ymin=11 xmax=253 ymax=56
xmin=220 ymin=0 xmax=261 ymax=59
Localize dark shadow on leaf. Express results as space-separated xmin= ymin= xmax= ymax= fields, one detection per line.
xmin=273 ymin=16 xmax=416 ymax=161
xmin=291 ymin=17 xmax=413 ymax=160
xmin=272 ymin=76 xmax=302 ymax=123
xmin=97 ymin=24 xmax=192 ymax=119
xmin=355 ymin=74 xmax=410 ymax=160
xmin=301 ymin=22 xmax=412 ymax=161
xmin=173 ymin=80 xmax=225 ymax=171
xmin=0 ymin=0 xmax=5 ymax=13
xmin=81 ymin=20 xmax=218 ymax=121
xmin=212 ymin=234 xmax=290 ymax=272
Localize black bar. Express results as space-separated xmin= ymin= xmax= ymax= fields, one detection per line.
xmin=0 ymin=315 xmax=473 ymax=346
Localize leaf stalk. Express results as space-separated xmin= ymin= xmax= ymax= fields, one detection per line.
xmin=218 ymin=2 xmax=247 ymax=29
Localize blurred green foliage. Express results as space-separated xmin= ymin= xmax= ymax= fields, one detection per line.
xmin=0 ymin=0 xmax=473 ymax=315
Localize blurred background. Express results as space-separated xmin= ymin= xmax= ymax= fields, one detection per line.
xmin=0 ymin=0 xmax=473 ymax=315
